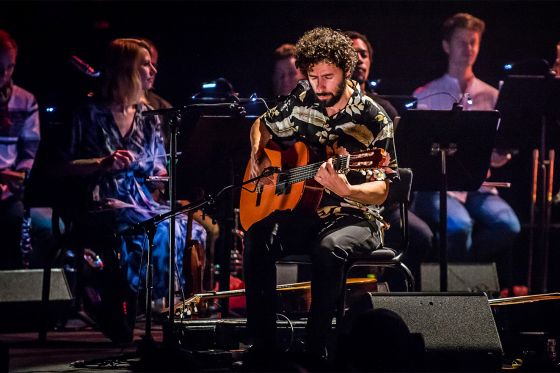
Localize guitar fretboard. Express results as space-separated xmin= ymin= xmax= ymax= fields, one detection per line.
xmin=280 ymin=154 xmax=350 ymax=185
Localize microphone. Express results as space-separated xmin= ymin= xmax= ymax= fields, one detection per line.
xmin=70 ymin=55 xmax=101 ymax=78
xmin=290 ymin=79 xmax=310 ymax=100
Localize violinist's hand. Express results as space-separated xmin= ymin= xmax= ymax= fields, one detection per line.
xmin=314 ymin=158 xmax=351 ymax=197
xmin=100 ymin=150 xmax=135 ymax=173
xmin=249 ymin=150 xmax=274 ymax=186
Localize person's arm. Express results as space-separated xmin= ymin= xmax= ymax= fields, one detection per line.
xmin=63 ymin=150 xmax=135 ymax=176
xmin=315 ymin=97 xmax=398 ymax=205
xmin=15 ymin=96 xmax=40 ymax=172
xmin=249 ymin=117 xmax=272 ymax=180
xmin=60 ymin=106 xmax=135 ymax=177
xmin=314 ymin=158 xmax=389 ymax=205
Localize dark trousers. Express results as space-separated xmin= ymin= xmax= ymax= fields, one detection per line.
xmin=243 ymin=211 xmax=381 ymax=355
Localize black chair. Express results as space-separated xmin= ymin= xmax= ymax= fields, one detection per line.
xmin=335 ymin=167 xmax=415 ymax=323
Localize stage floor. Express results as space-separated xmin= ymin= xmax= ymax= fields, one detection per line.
xmin=2 ymin=318 xmax=160 ymax=372
xmin=2 ymin=302 xmax=560 ymax=372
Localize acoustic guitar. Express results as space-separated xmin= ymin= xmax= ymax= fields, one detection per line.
xmin=239 ymin=141 xmax=387 ymax=231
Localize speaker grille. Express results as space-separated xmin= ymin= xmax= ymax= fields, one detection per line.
xmin=0 ymin=269 xmax=72 ymax=302
xmin=369 ymin=293 xmax=502 ymax=353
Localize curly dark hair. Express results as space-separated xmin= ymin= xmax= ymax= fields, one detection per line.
xmin=295 ymin=27 xmax=357 ymax=76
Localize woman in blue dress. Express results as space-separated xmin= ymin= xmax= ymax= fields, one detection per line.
xmin=61 ymin=38 xmax=206 ymax=310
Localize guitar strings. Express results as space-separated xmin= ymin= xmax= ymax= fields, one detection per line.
xmin=247 ymin=151 xmax=382 ymax=193
xmin=252 ymin=155 xmax=349 ymax=191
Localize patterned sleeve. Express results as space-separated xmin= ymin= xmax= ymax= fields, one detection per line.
xmin=260 ymin=88 xmax=312 ymax=143
xmin=15 ymin=96 xmax=40 ymax=171
xmin=260 ymin=95 xmax=302 ymax=145
xmin=368 ymin=99 xmax=399 ymax=183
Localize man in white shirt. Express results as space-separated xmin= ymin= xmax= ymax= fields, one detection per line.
xmin=411 ymin=13 xmax=521 ymax=295
xmin=0 ymin=30 xmax=53 ymax=269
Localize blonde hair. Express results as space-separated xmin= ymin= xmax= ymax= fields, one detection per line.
xmin=102 ymin=38 xmax=151 ymax=106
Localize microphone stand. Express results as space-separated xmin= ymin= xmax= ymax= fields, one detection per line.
xmin=120 ymin=167 xmax=277 ymax=344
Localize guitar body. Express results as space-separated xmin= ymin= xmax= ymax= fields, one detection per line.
xmin=239 ymin=142 xmax=324 ymax=231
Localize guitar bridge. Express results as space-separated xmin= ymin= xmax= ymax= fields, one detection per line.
xmin=275 ymin=173 xmax=291 ymax=195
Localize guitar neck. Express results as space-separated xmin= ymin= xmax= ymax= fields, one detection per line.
xmin=282 ymin=155 xmax=349 ymax=185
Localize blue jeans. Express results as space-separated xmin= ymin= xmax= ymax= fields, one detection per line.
xmin=411 ymin=191 xmax=520 ymax=287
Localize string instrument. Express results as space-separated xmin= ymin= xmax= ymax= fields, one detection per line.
xmin=165 ymin=277 xmax=378 ymax=318
xmin=239 ymin=141 xmax=388 ymax=231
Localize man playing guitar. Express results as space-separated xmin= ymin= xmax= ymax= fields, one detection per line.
xmin=241 ymin=27 xmax=398 ymax=367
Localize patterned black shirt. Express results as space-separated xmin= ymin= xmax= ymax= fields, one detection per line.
xmin=261 ymin=80 xmax=399 ymax=221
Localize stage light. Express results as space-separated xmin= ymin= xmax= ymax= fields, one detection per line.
xmin=202 ymin=82 xmax=217 ymax=89
xmin=45 ymin=107 xmax=55 ymax=113
xmin=405 ymin=101 xmax=415 ymax=109
xmin=504 ymin=63 xmax=513 ymax=71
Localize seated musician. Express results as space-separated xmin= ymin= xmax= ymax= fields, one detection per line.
xmin=59 ymin=38 xmax=206 ymax=318
xmin=271 ymin=43 xmax=305 ymax=97
xmin=0 ymin=29 xmax=53 ymax=269
xmin=410 ymin=13 xmax=521 ymax=295
xmin=242 ymin=27 xmax=398 ymax=364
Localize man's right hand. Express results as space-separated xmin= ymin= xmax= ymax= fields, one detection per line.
xmin=100 ymin=149 xmax=135 ymax=173
xmin=249 ymin=150 xmax=274 ymax=185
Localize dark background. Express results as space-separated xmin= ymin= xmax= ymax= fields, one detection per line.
xmin=3 ymin=0 xmax=560 ymax=288
xmin=2 ymin=1 xmax=559 ymax=105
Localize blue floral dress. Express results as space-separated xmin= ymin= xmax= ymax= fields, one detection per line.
xmin=66 ymin=101 xmax=206 ymax=299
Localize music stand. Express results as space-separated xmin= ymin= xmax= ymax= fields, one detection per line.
xmin=395 ymin=108 xmax=500 ymax=291
xmin=495 ymin=74 xmax=560 ymax=293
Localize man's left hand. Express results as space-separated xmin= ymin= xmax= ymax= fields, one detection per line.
xmin=314 ymin=158 xmax=351 ymax=197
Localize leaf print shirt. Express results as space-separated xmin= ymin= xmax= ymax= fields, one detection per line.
xmin=260 ymin=79 xmax=399 ymax=221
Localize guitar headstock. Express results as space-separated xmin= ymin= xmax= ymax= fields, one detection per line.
xmin=344 ymin=147 xmax=388 ymax=171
